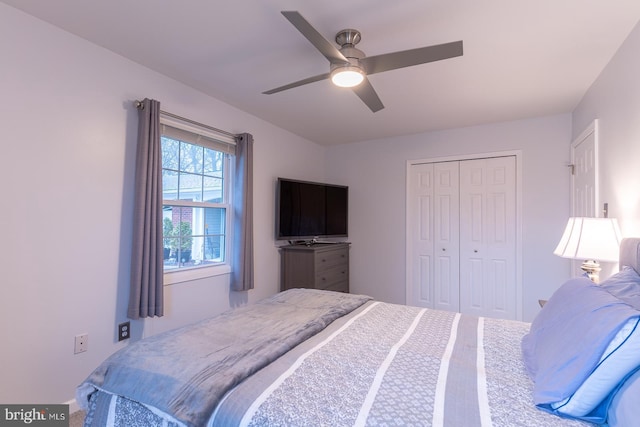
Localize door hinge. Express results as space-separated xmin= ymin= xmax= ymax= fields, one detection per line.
xmin=567 ymin=164 xmax=575 ymax=175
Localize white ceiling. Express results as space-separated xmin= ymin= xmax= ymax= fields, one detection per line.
xmin=4 ymin=1 xmax=640 ymax=145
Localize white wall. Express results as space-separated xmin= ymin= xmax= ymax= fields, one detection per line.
xmin=572 ymin=21 xmax=640 ymax=241
xmin=326 ymin=114 xmax=573 ymax=322
xmin=0 ymin=4 xmax=325 ymax=406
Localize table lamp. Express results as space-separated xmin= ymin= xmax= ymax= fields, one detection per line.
xmin=553 ymin=217 xmax=622 ymax=283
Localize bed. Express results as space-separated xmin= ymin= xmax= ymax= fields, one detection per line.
xmin=77 ymin=238 xmax=640 ymax=426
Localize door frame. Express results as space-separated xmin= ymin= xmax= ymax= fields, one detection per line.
xmin=405 ymin=150 xmax=523 ymax=320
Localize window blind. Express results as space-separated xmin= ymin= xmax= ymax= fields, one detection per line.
xmin=160 ymin=114 xmax=236 ymax=155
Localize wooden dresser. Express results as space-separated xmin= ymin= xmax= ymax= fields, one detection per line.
xmin=280 ymin=243 xmax=350 ymax=293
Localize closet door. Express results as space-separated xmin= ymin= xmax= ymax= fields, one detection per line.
xmin=407 ymin=162 xmax=459 ymax=310
xmin=459 ymin=156 xmax=516 ymax=319
xmin=433 ymin=162 xmax=460 ymax=312
xmin=407 ymin=163 xmax=435 ymax=307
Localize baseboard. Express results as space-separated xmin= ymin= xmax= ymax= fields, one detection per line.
xmin=65 ymin=398 xmax=81 ymax=414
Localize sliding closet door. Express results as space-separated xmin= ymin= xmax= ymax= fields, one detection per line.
xmin=407 ymin=162 xmax=460 ymax=310
xmin=459 ymin=156 xmax=516 ymax=319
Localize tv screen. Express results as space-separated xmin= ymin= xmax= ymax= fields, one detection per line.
xmin=276 ymin=178 xmax=348 ymax=240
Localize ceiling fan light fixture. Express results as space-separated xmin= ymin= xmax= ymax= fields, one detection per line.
xmin=330 ymin=66 xmax=364 ymax=88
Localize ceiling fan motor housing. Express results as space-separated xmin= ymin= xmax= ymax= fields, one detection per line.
xmin=334 ymin=29 xmax=366 ymax=70
xmin=336 ymin=28 xmax=361 ymax=46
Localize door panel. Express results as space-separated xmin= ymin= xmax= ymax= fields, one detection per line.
xmin=489 ymin=259 xmax=507 ymax=311
xmin=433 ymin=162 xmax=460 ymax=311
xmin=573 ymin=133 xmax=596 ymax=217
xmin=460 ymin=157 xmax=516 ymax=319
xmin=419 ymin=255 xmax=431 ymax=302
xmin=467 ymin=257 xmax=484 ymax=309
xmin=408 ymin=164 xmax=434 ymax=307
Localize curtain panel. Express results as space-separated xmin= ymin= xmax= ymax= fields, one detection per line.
xmin=231 ymin=133 xmax=254 ymax=291
xmin=128 ymin=98 xmax=164 ymax=319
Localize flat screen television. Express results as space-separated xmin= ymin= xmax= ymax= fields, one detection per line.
xmin=276 ymin=178 xmax=348 ymax=241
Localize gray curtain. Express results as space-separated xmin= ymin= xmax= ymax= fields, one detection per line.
xmin=128 ymin=98 xmax=164 ymax=319
xmin=231 ymin=133 xmax=254 ymax=291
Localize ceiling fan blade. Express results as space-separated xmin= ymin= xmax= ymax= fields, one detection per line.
xmin=352 ymin=77 xmax=384 ymax=112
xmin=361 ymin=40 xmax=463 ymax=75
xmin=281 ymin=11 xmax=350 ymax=65
xmin=263 ymin=72 xmax=330 ymax=94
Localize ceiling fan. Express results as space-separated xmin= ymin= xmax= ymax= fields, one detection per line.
xmin=263 ymin=11 xmax=463 ymax=113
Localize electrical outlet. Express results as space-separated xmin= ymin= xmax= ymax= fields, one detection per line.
xmin=118 ymin=321 xmax=130 ymax=341
xmin=74 ymin=334 xmax=88 ymax=354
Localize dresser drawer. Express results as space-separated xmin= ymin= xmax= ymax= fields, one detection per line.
xmin=315 ymin=264 xmax=348 ymax=286
xmin=314 ymin=247 xmax=349 ymax=270
xmin=322 ymin=280 xmax=349 ymax=293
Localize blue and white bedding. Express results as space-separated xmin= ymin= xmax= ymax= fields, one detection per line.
xmin=78 ymin=288 xmax=591 ymax=427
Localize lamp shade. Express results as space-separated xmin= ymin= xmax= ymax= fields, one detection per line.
xmin=553 ymin=217 xmax=622 ymax=262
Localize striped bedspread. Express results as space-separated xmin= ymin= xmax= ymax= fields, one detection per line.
xmin=83 ymin=299 xmax=593 ymax=426
xmin=210 ymin=301 xmax=590 ymax=426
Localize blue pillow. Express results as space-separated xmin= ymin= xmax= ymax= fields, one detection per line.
xmin=600 ymin=266 xmax=640 ymax=309
xmin=607 ymin=367 xmax=640 ymax=426
xmin=549 ymin=317 xmax=640 ymax=416
xmin=521 ymin=278 xmax=640 ymax=423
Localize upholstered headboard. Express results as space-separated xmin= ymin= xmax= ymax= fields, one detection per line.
xmin=619 ymin=238 xmax=640 ymax=274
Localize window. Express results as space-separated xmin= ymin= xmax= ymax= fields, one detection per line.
xmin=160 ymin=117 xmax=235 ymax=274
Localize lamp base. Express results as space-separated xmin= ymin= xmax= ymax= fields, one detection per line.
xmin=580 ymin=260 xmax=601 ymax=284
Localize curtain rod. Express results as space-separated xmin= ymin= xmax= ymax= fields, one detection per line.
xmin=134 ymin=100 xmax=237 ymax=139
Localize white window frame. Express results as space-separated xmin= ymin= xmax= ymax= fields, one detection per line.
xmin=160 ymin=113 xmax=236 ymax=285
